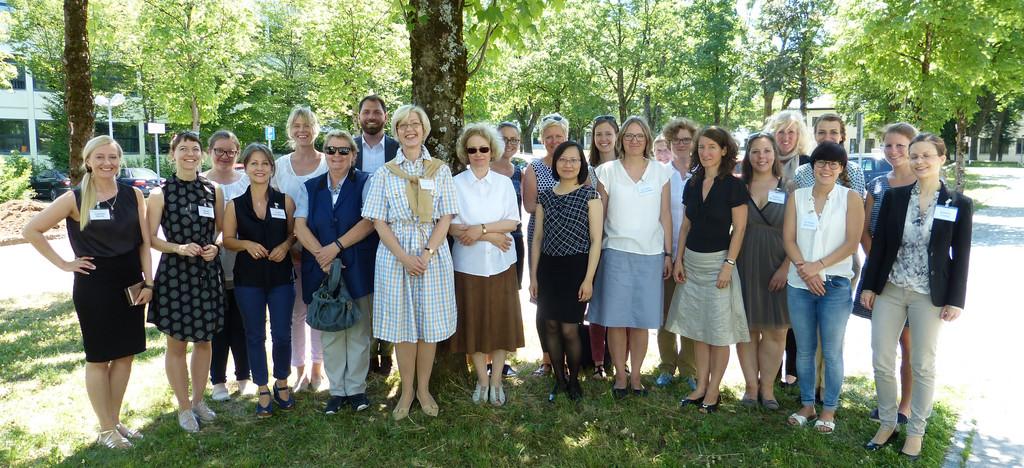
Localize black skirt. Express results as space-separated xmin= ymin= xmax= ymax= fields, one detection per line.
xmin=72 ymin=251 xmax=146 ymax=362
xmin=536 ymin=253 xmax=589 ymax=324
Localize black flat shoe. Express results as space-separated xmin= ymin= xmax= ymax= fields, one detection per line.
xmin=548 ymin=382 xmax=565 ymax=403
xmin=680 ymin=394 xmax=705 ymax=407
xmin=632 ymin=386 xmax=648 ymax=397
xmin=699 ymin=399 xmax=720 ymax=413
xmin=864 ymin=427 xmax=899 ymax=451
xmin=611 ymin=386 xmax=629 ymax=400
xmin=568 ymin=382 xmax=583 ymax=401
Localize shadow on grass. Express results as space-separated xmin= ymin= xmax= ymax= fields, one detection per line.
xmin=0 ymin=294 xmax=165 ymax=385
xmin=48 ymin=368 xmax=956 ymax=467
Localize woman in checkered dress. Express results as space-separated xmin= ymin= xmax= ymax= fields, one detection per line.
xmin=362 ymin=105 xmax=458 ymax=421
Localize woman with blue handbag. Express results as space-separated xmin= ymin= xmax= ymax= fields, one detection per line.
xmin=223 ymin=143 xmax=297 ymax=418
xmin=294 ymin=130 xmax=379 ymax=415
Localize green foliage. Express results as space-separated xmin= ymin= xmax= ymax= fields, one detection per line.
xmin=0 ymin=152 xmax=34 ymax=203
xmin=42 ymin=93 xmax=70 ymax=172
xmin=680 ymin=0 xmax=756 ymax=127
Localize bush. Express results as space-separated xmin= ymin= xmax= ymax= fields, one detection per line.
xmin=0 ymin=151 xmax=35 ymax=202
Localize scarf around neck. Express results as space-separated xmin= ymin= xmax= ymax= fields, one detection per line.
xmin=385 ymin=149 xmax=444 ymax=221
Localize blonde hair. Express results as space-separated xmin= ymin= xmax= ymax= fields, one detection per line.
xmin=79 ymin=135 xmax=123 ymax=229
xmin=764 ymin=110 xmax=814 ymax=157
xmin=286 ymin=106 xmax=321 ymax=150
xmin=539 ymin=113 xmax=569 ymax=138
xmin=456 ymin=123 xmax=504 ymax=164
xmin=615 ymin=116 xmax=655 ymax=160
xmin=391 ymin=104 xmax=432 ymax=139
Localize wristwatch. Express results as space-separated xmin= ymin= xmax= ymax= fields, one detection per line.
xmin=424 ymin=246 xmax=435 ymax=256
xmin=481 ymin=224 xmax=488 ymax=235
xmin=723 ymin=258 xmax=736 ymax=265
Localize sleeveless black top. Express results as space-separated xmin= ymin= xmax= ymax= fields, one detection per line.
xmin=67 ymin=184 xmax=142 ymax=257
xmin=232 ymin=186 xmax=294 ymax=288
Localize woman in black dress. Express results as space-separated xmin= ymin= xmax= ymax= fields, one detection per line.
xmin=146 ymin=132 xmax=225 ymax=433
xmin=529 ymin=141 xmax=604 ymax=401
xmin=23 ymin=135 xmax=152 ymax=449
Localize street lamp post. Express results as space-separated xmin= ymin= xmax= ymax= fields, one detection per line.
xmin=94 ymin=93 xmax=126 ymax=137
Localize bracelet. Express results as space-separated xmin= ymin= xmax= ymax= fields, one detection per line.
xmin=334 ymin=239 xmax=344 ymax=252
xmin=664 ymin=251 xmax=672 ymax=258
xmin=142 ymin=284 xmax=153 ymax=290
xmin=723 ymin=258 xmax=736 ymax=265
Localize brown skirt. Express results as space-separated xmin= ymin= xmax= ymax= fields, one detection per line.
xmin=445 ymin=265 xmax=525 ymax=354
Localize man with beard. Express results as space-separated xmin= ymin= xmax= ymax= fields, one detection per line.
xmin=353 ymin=94 xmax=398 ymax=376
xmin=354 ymin=95 xmax=399 ymax=175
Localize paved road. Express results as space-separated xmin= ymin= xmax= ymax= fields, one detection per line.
xmin=1 ymin=167 xmax=1021 ymax=466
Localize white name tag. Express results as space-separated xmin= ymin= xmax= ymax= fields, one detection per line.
xmin=89 ymin=208 xmax=111 ymax=220
xmin=419 ymin=179 xmax=436 ymax=191
xmin=768 ymin=190 xmax=786 ymax=204
xmin=198 ymin=205 xmax=215 ymax=218
xmin=934 ymin=205 xmax=958 ymax=222
xmin=800 ymin=214 xmax=819 ymax=230
xmin=636 ymin=182 xmax=655 ymax=196
xmin=270 ymin=207 xmax=286 ymax=220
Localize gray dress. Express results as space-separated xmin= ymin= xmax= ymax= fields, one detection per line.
xmin=736 ymin=193 xmax=789 ymax=329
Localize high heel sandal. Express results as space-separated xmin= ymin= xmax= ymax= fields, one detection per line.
xmin=97 ymin=429 xmax=132 ymax=449
xmin=115 ymin=423 xmax=143 ymax=440
xmin=273 ymin=384 xmax=295 ymax=410
xmin=256 ymin=390 xmax=274 ymax=418
xmin=864 ymin=425 xmax=899 ymax=451
xmin=680 ymin=394 xmax=705 ymax=408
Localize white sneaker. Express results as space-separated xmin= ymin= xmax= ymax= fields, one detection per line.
xmin=211 ymin=383 xmax=230 ymax=402
xmin=178 ymin=410 xmax=199 ymax=433
xmin=191 ymin=401 xmax=216 ymax=423
xmin=236 ymin=379 xmax=255 ymax=396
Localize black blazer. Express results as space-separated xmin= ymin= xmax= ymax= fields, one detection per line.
xmin=862 ymin=182 xmax=973 ymax=308
xmin=353 ymin=134 xmax=398 ymax=172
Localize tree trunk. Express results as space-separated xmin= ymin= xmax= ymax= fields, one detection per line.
xmin=991 ymin=107 xmax=1009 ymax=161
xmin=954 ymin=109 xmax=968 ymax=193
xmin=406 ymin=0 xmax=470 ymax=384
xmin=763 ymin=91 xmax=774 ymax=120
xmin=799 ymin=51 xmax=809 ymax=115
xmin=64 ymin=0 xmax=94 ymax=185
xmin=191 ymin=94 xmax=201 ymax=132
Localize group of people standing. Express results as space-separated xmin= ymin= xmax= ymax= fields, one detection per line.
xmin=24 ymin=96 xmax=971 ymax=461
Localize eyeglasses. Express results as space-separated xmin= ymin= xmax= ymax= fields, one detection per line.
xmin=557 ymin=158 xmax=581 ymax=166
xmin=324 ymin=146 xmax=353 ymax=156
xmin=503 ymin=138 xmax=521 ymax=145
xmin=622 ymin=133 xmax=645 ymax=142
xmin=670 ymin=137 xmax=693 ymax=146
xmin=466 ymin=146 xmax=490 ymax=155
xmin=397 ymin=121 xmax=422 ymax=131
xmin=813 ymin=160 xmax=842 ymax=170
xmin=212 ymin=149 xmax=238 ymax=158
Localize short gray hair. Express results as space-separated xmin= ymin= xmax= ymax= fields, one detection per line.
xmin=391 ymin=104 xmax=432 ymax=139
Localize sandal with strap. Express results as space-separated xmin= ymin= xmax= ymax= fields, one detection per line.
xmin=787 ymin=412 xmax=817 ymax=427
xmin=97 ymin=429 xmax=132 ymax=449
xmin=814 ymin=419 xmax=837 ymax=434
xmin=116 ymin=423 xmax=143 ymax=440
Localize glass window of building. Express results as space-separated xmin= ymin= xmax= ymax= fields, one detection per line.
xmin=0 ymin=119 xmax=30 ymax=153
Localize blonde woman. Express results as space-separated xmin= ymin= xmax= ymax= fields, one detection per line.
xmin=23 ymin=136 xmax=152 ymax=449
xmin=363 ymin=104 xmax=459 ymax=420
xmin=272 ymin=106 xmax=329 ymax=392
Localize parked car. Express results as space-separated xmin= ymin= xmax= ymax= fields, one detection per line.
xmin=850 ymin=153 xmax=892 ymax=183
xmin=118 ymin=167 xmax=165 ymax=196
xmin=30 ymin=169 xmax=72 ymax=201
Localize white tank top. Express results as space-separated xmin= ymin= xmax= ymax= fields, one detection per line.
xmin=787 ymin=184 xmax=854 ymax=290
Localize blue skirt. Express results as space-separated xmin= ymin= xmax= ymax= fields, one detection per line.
xmin=588 ymin=249 xmax=663 ymax=329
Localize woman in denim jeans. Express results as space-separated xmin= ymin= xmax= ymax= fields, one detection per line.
xmin=781 ymin=142 xmax=864 ymax=433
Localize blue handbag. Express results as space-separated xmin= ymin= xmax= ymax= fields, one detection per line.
xmin=306 ymin=259 xmax=361 ymax=332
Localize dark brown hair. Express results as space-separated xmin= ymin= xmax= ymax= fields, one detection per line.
xmin=741 ymin=133 xmax=782 ymax=184
xmin=690 ymin=126 xmax=739 ymax=180
xmin=588 ymin=115 xmax=618 ymax=168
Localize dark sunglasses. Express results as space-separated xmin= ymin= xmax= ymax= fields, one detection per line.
xmin=466 ymin=146 xmax=491 ymax=154
xmin=594 ymin=114 xmax=617 ymax=124
xmin=324 ymin=146 xmax=353 ymax=156
xmin=542 ymin=114 xmax=564 ymax=122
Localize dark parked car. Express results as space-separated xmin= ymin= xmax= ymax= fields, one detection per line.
xmin=30 ymin=169 xmax=72 ymax=200
xmin=118 ymin=167 xmax=165 ymax=196
xmin=850 ymin=153 xmax=893 ymax=184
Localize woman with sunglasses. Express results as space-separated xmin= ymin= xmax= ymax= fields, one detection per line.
xmin=522 ymin=113 xmax=569 ymax=377
xmin=585 ymin=114 xmax=619 ymax=380
xmin=447 ymin=123 xmax=524 ymax=406
xmin=782 ymin=142 xmax=864 ymax=434
xmin=294 ymin=130 xmax=380 ymax=415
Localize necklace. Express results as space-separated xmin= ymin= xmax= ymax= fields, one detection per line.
xmin=97 ymin=186 xmax=119 ymax=211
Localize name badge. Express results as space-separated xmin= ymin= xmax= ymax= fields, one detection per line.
xmin=800 ymin=214 xmax=819 ymax=230
xmin=934 ymin=205 xmax=958 ymax=222
xmin=636 ymin=182 xmax=655 ymax=196
xmin=768 ymin=190 xmax=786 ymax=204
xmin=90 ymin=208 xmax=111 ymax=220
xmin=419 ymin=179 xmax=436 ymax=191
xmin=270 ymin=207 xmax=286 ymax=220
xmin=198 ymin=205 xmax=215 ymax=218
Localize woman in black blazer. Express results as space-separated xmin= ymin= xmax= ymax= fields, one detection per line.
xmin=859 ymin=133 xmax=972 ymax=460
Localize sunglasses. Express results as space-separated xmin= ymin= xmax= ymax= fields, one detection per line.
xmin=542 ymin=115 xmax=564 ymax=122
xmin=594 ymin=114 xmax=617 ymax=124
xmin=466 ymin=146 xmax=490 ymax=154
xmin=324 ymin=146 xmax=353 ymax=156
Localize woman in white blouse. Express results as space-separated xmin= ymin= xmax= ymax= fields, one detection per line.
xmin=447 ymin=123 xmax=525 ymax=406
xmin=782 ymin=142 xmax=864 ymax=433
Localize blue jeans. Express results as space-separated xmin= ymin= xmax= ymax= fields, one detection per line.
xmin=235 ymin=284 xmax=295 ymax=386
xmin=787 ymin=277 xmax=852 ymax=411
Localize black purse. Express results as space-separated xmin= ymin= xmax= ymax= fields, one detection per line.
xmin=306 ymin=259 xmax=361 ymax=332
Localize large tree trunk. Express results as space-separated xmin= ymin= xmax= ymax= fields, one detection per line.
xmin=954 ymin=109 xmax=968 ymax=193
xmin=406 ymin=0 xmax=470 ymax=383
xmin=191 ymin=94 xmax=201 ymax=132
xmin=762 ymin=91 xmax=774 ymax=120
xmin=64 ymin=0 xmax=94 ymax=185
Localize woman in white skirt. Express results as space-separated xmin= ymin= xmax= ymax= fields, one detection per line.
xmin=666 ymin=126 xmax=750 ymax=413
xmin=590 ymin=116 xmax=673 ymax=398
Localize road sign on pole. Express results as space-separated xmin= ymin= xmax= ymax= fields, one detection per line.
xmin=265 ymin=126 xmax=275 ymax=149
xmin=148 ymin=123 xmax=167 ymax=179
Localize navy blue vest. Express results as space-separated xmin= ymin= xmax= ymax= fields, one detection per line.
xmin=300 ymin=170 xmax=379 ymax=303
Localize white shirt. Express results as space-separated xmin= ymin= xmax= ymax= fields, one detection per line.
xmin=596 ymin=159 xmax=672 ymax=255
xmin=451 ymin=169 xmax=519 ymax=277
xmin=360 ymin=136 xmax=386 ymax=174
xmin=665 ymin=162 xmax=689 ymax=256
xmin=787 ymin=185 xmax=854 ymax=290
xmin=295 ymin=172 xmax=356 ymax=218
xmin=271 ymin=153 xmax=328 ymax=204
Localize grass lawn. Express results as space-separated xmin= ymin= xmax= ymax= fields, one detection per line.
xmin=1 ymin=293 xmax=958 ymax=467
